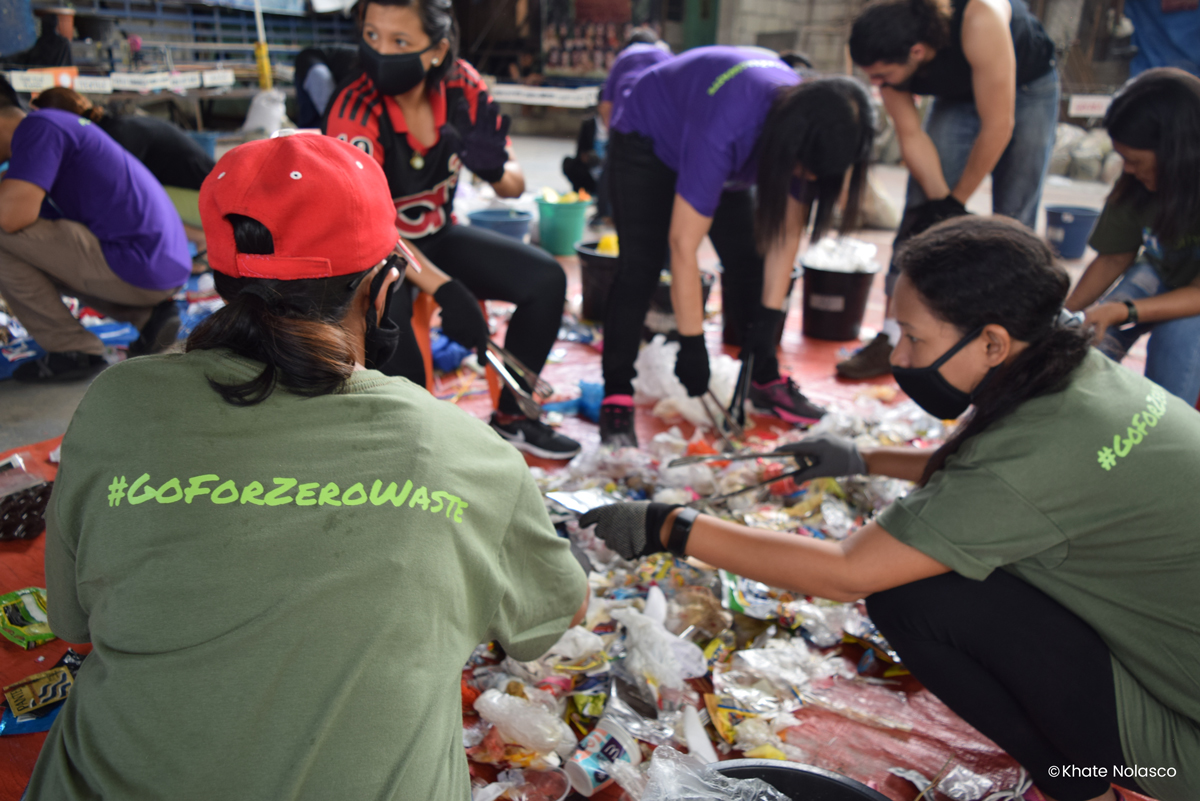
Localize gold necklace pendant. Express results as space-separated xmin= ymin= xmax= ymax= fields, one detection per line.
xmin=410 ymin=153 xmax=425 ymax=170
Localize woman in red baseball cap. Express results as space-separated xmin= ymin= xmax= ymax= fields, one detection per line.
xmin=324 ymin=0 xmax=581 ymax=460
xmin=26 ymin=133 xmax=588 ymax=801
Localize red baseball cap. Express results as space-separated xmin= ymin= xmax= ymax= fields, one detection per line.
xmin=200 ymin=133 xmax=400 ymax=280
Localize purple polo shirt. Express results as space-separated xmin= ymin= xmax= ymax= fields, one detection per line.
xmin=600 ymin=43 xmax=672 ymax=109
xmin=5 ymin=108 xmax=190 ymax=291
xmin=612 ymin=46 xmax=799 ymax=218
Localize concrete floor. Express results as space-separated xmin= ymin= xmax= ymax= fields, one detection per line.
xmin=0 ymin=134 xmax=1114 ymax=452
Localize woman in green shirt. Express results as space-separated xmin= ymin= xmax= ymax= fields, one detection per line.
xmin=29 ymin=134 xmax=588 ymax=801
xmin=1065 ymin=68 xmax=1200 ymax=406
xmin=584 ymin=217 xmax=1200 ymax=801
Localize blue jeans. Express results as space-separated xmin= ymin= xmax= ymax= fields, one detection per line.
xmin=1098 ymin=260 xmax=1200 ymax=406
xmin=905 ymin=67 xmax=1060 ymax=228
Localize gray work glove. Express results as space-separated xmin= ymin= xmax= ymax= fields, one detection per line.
xmin=775 ymin=434 xmax=867 ymax=480
xmin=579 ymin=502 xmax=679 ymax=561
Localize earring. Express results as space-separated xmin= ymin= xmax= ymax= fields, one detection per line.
xmin=432 ymin=59 xmax=439 ymax=65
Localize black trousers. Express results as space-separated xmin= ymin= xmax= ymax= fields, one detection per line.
xmin=379 ymin=222 xmax=567 ymax=416
xmin=867 ymin=571 xmax=1146 ymax=801
xmin=601 ymin=130 xmax=776 ymax=398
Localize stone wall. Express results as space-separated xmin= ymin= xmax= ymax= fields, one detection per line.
xmin=716 ymin=0 xmax=867 ymax=73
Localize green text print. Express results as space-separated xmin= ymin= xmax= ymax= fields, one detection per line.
xmin=1097 ymin=387 xmax=1168 ymax=471
xmin=106 ymin=474 xmax=468 ymax=522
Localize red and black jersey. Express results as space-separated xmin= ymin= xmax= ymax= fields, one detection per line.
xmin=323 ymin=59 xmax=494 ymax=239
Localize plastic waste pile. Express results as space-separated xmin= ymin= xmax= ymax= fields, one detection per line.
xmin=465 ymin=399 xmax=953 ymax=798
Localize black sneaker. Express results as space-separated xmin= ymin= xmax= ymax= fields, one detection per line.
xmin=13 ymin=351 xmax=108 ymax=383
xmin=836 ymin=333 xmax=893 ymax=379
xmin=748 ymin=377 xmax=825 ymax=426
xmin=491 ymin=414 xmax=582 ymax=460
xmin=128 ymin=299 xmax=182 ymax=356
xmin=599 ymin=402 xmax=637 ymax=448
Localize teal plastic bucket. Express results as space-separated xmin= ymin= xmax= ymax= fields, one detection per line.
xmin=185 ymin=131 xmax=218 ymax=160
xmin=1045 ymin=205 xmax=1101 ymax=259
xmin=467 ymin=209 xmax=533 ymax=241
xmin=537 ymin=199 xmax=591 ymax=256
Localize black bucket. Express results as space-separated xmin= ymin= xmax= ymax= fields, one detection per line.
xmin=576 ymin=241 xmax=713 ymax=324
xmin=714 ymin=759 xmax=891 ymax=801
xmin=801 ymin=266 xmax=876 ymax=341
xmin=576 ymin=241 xmax=618 ymax=323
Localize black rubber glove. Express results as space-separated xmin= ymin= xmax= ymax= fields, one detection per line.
xmin=434 ymin=280 xmax=490 ymax=353
xmin=775 ymin=434 xmax=867 ymax=481
xmin=895 ymin=195 xmax=969 ymax=245
xmin=743 ymin=307 xmax=787 ymax=358
xmin=579 ymin=502 xmax=679 ymax=560
xmin=675 ymin=334 xmax=710 ymax=397
xmin=449 ymin=94 xmax=511 ymax=184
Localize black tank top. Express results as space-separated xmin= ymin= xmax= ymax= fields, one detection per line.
xmin=904 ymin=0 xmax=1055 ymax=101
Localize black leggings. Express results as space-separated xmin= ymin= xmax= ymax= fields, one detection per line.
xmin=867 ymin=571 xmax=1145 ymax=801
xmin=378 ymin=222 xmax=567 ymax=416
xmin=601 ymin=130 xmax=777 ymax=398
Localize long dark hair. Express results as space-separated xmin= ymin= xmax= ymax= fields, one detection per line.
xmin=755 ymin=76 xmax=875 ymax=251
xmin=1104 ymin=67 xmax=1200 ymax=247
xmin=356 ymin=0 xmax=458 ymax=88
xmin=185 ymin=215 xmax=363 ymax=406
xmin=849 ymin=0 xmax=949 ymax=66
xmin=896 ymin=217 xmax=1092 ymax=486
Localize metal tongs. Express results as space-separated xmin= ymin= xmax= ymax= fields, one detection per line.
xmin=667 ymin=447 xmax=817 ymax=507
xmin=700 ymin=390 xmax=744 ymax=452
xmin=483 ymin=340 xmax=554 ymax=419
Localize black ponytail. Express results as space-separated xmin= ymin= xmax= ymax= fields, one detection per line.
xmin=895 ymin=217 xmax=1093 ymax=486
xmin=849 ymin=0 xmax=949 ymax=67
xmin=185 ymin=215 xmax=364 ymax=406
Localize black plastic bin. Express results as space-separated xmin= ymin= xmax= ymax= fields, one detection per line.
xmin=714 ymin=759 xmax=891 ymax=801
xmin=576 ymin=241 xmax=713 ymax=324
xmin=800 ymin=266 xmax=877 ymax=341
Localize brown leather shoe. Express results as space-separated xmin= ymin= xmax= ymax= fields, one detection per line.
xmin=836 ymin=333 xmax=893 ymax=379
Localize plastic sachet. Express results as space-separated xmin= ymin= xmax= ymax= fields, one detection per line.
xmin=632 ymin=746 xmax=791 ymax=801
xmin=0 ymin=587 xmax=54 ymax=649
xmin=938 ymin=764 xmax=995 ymax=801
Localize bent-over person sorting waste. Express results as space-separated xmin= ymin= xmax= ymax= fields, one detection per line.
xmin=583 ymin=218 xmax=1200 ymax=801
xmin=598 ymin=47 xmax=876 ymax=447
xmin=25 ymin=133 xmax=588 ymax=801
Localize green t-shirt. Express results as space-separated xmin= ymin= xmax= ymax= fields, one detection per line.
xmin=1088 ymin=192 xmax=1200 ymax=289
xmin=877 ymin=350 xmax=1200 ymax=801
xmin=29 ymin=349 xmax=587 ymax=801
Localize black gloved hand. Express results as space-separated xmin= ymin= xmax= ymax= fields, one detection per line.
xmin=775 ymin=434 xmax=867 ymax=481
xmin=449 ymin=94 xmax=511 ymax=184
xmin=674 ymin=334 xmax=710 ymax=397
xmin=895 ymin=195 xmax=970 ymax=245
xmin=743 ymin=307 xmax=787 ymax=357
xmin=434 ymin=280 xmax=490 ymax=353
xmin=579 ymin=502 xmax=679 ymax=560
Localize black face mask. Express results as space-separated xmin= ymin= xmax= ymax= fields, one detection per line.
xmin=359 ymin=40 xmax=435 ymax=96
xmin=363 ymin=254 xmax=406 ymax=370
xmin=892 ymin=326 xmax=998 ymax=420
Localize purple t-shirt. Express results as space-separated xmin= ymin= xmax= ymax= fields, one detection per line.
xmin=600 ymin=43 xmax=672 ymax=108
xmin=612 ymin=46 xmax=799 ymax=218
xmin=5 ymin=108 xmax=190 ymax=291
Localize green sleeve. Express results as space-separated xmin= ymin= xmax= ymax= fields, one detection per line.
xmin=1087 ymin=194 xmax=1145 ymax=256
xmin=487 ymin=470 xmax=588 ymax=662
xmin=43 ymin=482 xmax=91 ymax=644
xmin=875 ymin=464 xmax=1065 ymax=580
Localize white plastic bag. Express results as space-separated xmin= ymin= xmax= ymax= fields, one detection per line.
xmin=473 ymin=688 xmax=577 ymax=756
